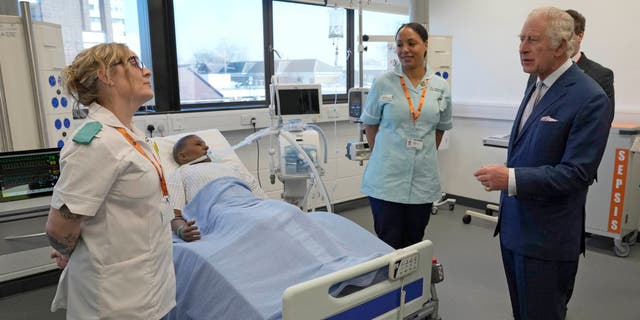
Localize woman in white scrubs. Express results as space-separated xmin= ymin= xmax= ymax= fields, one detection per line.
xmin=45 ymin=43 xmax=175 ymax=319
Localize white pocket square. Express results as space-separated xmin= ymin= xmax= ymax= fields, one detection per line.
xmin=540 ymin=116 xmax=558 ymax=122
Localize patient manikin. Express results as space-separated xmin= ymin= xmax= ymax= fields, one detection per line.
xmin=168 ymin=134 xmax=265 ymax=242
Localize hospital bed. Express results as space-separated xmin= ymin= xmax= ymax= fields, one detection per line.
xmin=153 ymin=129 xmax=442 ymax=320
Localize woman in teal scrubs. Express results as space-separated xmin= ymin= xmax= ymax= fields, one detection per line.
xmin=360 ymin=23 xmax=452 ymax=249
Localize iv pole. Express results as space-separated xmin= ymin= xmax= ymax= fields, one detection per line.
xmin=356 ymin=1 xmax=365 ymax=165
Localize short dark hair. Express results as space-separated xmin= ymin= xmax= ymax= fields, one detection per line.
xmin=395 ymin=22 xmax=429 ymax=42
xmin=172 ymin=134 xmax=197 ymax=164
xmin=565 ymin=9 xmax=585 ymax=35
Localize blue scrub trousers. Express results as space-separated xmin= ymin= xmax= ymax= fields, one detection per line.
xmin=368 ymin=197 xmax=432 ymax=249
xmin=500 ymin=246 xmax=579 ymax=320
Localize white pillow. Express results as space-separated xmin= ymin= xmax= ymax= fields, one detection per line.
xmin=151 ymin=129 xmax=244 ymax=180
xmin=152 ymin=129 xmax=266 ymax=198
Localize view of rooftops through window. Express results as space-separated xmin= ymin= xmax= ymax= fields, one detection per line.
xmin=26 ymin=0 xmax=407 ymax=108
xmin=174 ymin=0 xmax=265 ymax=104
xmin=175 ymin=1 xmax=349 ymax=104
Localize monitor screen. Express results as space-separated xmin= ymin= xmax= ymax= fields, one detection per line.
xmin=275 ymin=84 xmax=322 ymax=116
xmin=0 ymin=148 xmax=61 ymax=202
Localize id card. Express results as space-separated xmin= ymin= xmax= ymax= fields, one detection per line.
xmin=406 ymin=138 xmax=424 ymax=150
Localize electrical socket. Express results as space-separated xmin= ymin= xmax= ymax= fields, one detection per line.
xmin=144 ymin=122 xmax=157 ymax=137
xmin=241 ymin=114 xmax=257 ymax=125
xmin=327 ymin=108 xmax=339 ymax=119
xmin=144 ymin=122 xmax=167 ymax=137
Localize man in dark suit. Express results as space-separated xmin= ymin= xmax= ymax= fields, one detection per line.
xmin=474 ymin=7 xmax=611 ymax=320
xmin=527 ymin=9 xmax=615 ymax=122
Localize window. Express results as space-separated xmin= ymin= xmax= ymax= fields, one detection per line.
xmin=89 ymin=17 xmax=102 ymax=32
xmin=23 ymin=1 xmax=408 ymax=112
xmin=26 ymin=0 xmax=150 ymax=67
xmin=173 ymin=0 xmax=264 ymax=105
xmin=273 ymin=2 xmax=347 ymax=96
xmin=354 ymin=10 xmax=407 ymax=88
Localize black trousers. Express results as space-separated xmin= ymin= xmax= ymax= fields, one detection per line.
xmin=368 ymin=197 xmax=432 ymax=249
xmin=500 ymin=246 xmax=579 ymax=320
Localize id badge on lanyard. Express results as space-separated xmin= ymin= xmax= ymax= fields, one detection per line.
xmin=406 ymin=138 xmax=424 ymax=150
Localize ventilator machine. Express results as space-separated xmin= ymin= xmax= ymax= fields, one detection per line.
xmin=223 ymin=81 xmax=331 ymax=212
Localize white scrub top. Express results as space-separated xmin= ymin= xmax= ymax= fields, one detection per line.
xmin=360 ymin=64 xmax=452 ymax=204
xmin=50 ymin=103 xmax=176 ymax=319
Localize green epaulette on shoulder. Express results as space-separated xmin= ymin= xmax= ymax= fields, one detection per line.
xmin=72 ymin=121 xmax=103 ymax=145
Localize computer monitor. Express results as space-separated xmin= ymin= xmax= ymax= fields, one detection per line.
xmin=0 ymin=148 xmax=61 ymax=202
xmin=274 ymin=84 xmax=322 ymax=116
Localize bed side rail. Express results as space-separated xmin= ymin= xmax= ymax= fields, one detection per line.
xmin=282 ymin=239 xmax=434 ymax=320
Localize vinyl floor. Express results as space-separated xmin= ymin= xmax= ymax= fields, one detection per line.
xmin=1 ymin=203 xmax=639 ymax=320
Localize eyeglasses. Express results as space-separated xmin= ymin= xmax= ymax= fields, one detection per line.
xmin=126 ymin=56 xmax=145 ymax=70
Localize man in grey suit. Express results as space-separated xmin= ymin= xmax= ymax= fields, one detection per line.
xmin=527 ymin=9 xmax=615 ymax=122
xmin=475 ymin=7 xmax=611 ymax=320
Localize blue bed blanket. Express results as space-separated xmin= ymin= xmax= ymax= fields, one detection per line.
xmin=166 ymin=177 xmax=392 ymax=320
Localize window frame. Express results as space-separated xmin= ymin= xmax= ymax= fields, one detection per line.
xmin=147 ymin=0 xmax=179 ymax=112
xmin=146 ymin=0 xmax=367 ymax=113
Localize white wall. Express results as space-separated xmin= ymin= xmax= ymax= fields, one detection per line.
xmin=427 ymin=1 xmax=640 ymax=204
xmin=429 ymin=0 xmax=639 ymax=114
xmin=437 ymin=118 xmax=510 ymax=204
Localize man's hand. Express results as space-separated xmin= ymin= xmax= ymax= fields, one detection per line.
xmin=50 ymin=249 xmax=68 ymax=269
xmin=171 ymin=218 xmax=201 ymax=242
xmin=473 ymin=164 xmax=509 ymax=191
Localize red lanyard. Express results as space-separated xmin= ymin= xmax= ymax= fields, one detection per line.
xmin=115 ymin=127 xmax=169 ymax=198
xmin=399 ymin=77 xmax=429 ymax=124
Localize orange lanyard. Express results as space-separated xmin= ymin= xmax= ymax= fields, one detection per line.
xmin=115 ymin=127 xmax=169 ymax=198
xmin=399 ymin=77 xmax=428 ymax=124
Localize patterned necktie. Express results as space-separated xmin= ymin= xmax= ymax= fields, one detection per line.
xmin=519 ymin=81 xmax=545 ymax=132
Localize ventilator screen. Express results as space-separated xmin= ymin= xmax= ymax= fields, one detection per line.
xmin=275 ymin=84 xmax=321 ymax=116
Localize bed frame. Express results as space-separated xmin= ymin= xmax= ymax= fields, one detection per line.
xmin=283 ymin=240 xmax=440 ymax=320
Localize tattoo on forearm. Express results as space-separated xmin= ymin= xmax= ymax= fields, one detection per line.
xmin=47 ymin=205 xmax=81 ymax=258
xmin=47 ymin=233 xmax=77 ymax=258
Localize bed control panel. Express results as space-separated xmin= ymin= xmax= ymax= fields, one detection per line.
xmin=388 ymin=249 xmax=419 ymax=280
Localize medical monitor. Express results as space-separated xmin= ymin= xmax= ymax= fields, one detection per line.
xmin=0 ymin=148 xmax=61 ymax=202
xmin=274 ymin=84 xmax=322 ymax=116
xmin=348 ymin=87 xmax=369 ymax=121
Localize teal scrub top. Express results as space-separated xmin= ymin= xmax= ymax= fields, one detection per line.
xmin=360 ymin=64 xmax=452 ymax=204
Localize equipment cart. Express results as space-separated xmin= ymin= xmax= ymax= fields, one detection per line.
xmin=585 ymin=123 xmax=640 ymax=257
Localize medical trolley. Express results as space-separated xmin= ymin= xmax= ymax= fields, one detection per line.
xmin=585 ymin=123 xmax=640 ymax=257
